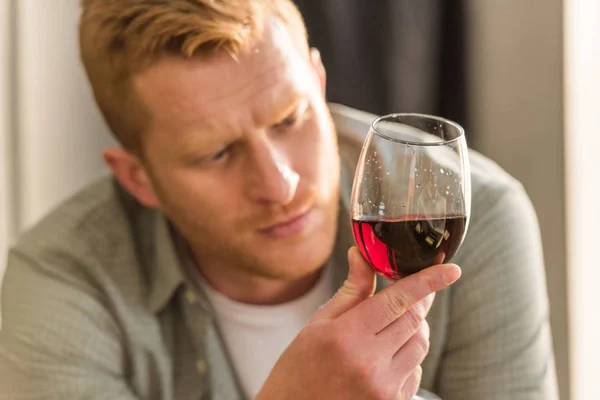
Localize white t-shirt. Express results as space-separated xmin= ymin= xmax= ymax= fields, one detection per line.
xmin=198 ymin=266 xmax=335 ymax=399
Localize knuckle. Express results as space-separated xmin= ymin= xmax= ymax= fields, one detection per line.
xmin=402 ymin=306 xmax=423 ymax=332
xmin=303 ymin=321 xmax=344 ymax=352
xmin=353 ymin=361 xmax=395 ymax=400
xmin=355 ymin=361 xmax=376 ymax=382
xmin=426 ymin=274 xmax=440 ymax=293
xmin=340 ymin=278 xmax=371 ymax=299
xmin=323 ymin=325 xmax=352 ymax=357
xmin=382 ymin=291 xmax=411 ymax=320
xmin=414 ymin=325 xmax=431 ymax=356
xmin=421 ymin=319 xmax=431 ymax=340
xmin=370 ymin=387 xmax=394 ymax=400
xmin=362 ymin=379 xmax=393 ymax=400
xmin=414 ymin=365 xmax=423 ymax=380
xmin=400 ymin=366 xmax=423 ymax=400
xmin=420 ymin=294 xmax=435 ymax=314
xmin=426 ymin=270 xmax=448 ymax=293
xmin=353 ymin=359 xmax=385 ymax=391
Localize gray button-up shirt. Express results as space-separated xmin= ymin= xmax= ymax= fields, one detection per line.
xmin=0 ymin=105 xmax=558 ymax=399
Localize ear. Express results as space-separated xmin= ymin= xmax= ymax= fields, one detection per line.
xmin=309 ymin=47 xmax=326 ymax=94
xmin=103 ymin=148 xmax=160 ymax=208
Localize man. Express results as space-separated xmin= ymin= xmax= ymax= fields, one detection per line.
xmin=0 ymin=1 xmax=557 ymax=399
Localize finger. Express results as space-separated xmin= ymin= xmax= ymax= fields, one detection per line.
xmin=312 ymin=247 xmax=376 ymax=321
xmin=343 ymin=263 xmax=460 ymax=334
xmin=391 ymin=321 xmax=430 ymax=373
xmin=398 ymin=366 xmax=423 ymax=400
xmin=375 ymin=294 xmax=434 ymax=353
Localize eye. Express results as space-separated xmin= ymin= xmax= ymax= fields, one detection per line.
xmin=209 ymin=145 xmax=232 ymax=162
xmin=274 ymin=112 xmax=299 ymax=129
xmin=274 ymin=101 xmax=309 ymax=129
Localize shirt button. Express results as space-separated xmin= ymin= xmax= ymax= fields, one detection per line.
xmin=196 ymin=360 xmax=208 ymax=375
xmin=185 ymin=290 xmax=198 ymax=304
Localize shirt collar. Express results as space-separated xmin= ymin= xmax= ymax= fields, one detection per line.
xmin=147 ymin=211 xmax=186 ymax=314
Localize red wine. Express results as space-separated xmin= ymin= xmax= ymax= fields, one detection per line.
xmin=352 ymin=216 xmax=467 ymax=280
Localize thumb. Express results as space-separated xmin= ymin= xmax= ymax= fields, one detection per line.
xmin=312 ymin=247 xmax=377 ymax=320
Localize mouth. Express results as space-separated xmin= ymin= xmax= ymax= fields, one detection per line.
xmin=258 ymin=207 xmax=315 ymax=239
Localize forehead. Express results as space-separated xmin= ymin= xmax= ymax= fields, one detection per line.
xmin=133 ymin=18 xmax=312 ymax=137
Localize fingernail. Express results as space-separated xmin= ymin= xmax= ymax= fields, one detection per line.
xmin=443 ymin=265 xmax=462 ymax=285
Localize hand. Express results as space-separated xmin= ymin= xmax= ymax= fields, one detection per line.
xmin=256 ymin=247 xmax=461 ymax=400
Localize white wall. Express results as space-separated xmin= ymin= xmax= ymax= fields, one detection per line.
xmin=15 ymin=0 xmax=115 ymax=230
xmin=1 ymin=0 xmax=115 ymax=280
xmin=466 ymin=0 xmax=568 ymax=398
xmin=1 ymin=0 xmax=15 ymax=279
xmin=564 ymin=1 xmax=600 ymax=399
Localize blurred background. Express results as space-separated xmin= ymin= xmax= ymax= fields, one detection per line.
xmin=0 ymin=1 xmax=598 ymax=399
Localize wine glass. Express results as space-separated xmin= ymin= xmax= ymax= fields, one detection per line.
xmin=350 ymin=113 xmax=471 ymax=280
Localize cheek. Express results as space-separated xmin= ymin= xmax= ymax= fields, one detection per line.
xmin=155 ymin=168 xmax=241 ymax=220
xmin=291 ymin=118 xmax=339 ymax=195
xmin=318 ymin=138 xmax=340 ymax=198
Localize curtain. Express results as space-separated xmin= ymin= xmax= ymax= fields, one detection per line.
xmin=293 ymin=0 xmax=468 ymax=131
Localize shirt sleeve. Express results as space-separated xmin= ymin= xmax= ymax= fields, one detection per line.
xmin=436 ymin=184 xmax=559 ymax=400
xmin=0 ymin=249 xmax=140 ymax=400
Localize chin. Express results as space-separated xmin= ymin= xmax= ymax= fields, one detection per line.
xmin=256 ymin=233 xmax=335 ymax=281
xmin=243 ymin=202 xmax=339 ymax=280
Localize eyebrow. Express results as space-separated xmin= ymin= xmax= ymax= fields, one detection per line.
xmin=173 ymin=96 xmax=308 ymax=157
xmin=168 ymin=124 xmax=231 ymax=162
xmin=268 ymin=96 xmax=306 ymax=125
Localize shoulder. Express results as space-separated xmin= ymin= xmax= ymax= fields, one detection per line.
xmin=331 ymin=102 xmax=372 ymax=169
xmin=15 ymin=177 xmax=132 ymax=265
xmin=6 ymin=176 xmax=151 ymax=309
xmin=459 ymin=151 xmax=540 ymax=264
xmin=0 ymin=178 xmax=158 ymax=393
xmin=330 ymin=102 xmax=528 ymax=212
xmin=468 ymin=149 xmax=525 ymax=214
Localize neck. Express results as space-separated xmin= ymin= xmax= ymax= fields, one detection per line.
xmin=192 ymin=255 xmax=324 ymax=306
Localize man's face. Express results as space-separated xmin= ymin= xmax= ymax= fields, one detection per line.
xmin=131 ymin=19 xmax=340 ymax=281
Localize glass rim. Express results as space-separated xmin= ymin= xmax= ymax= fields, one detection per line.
xmin=371 ymin=113 xmax=465 ymax=147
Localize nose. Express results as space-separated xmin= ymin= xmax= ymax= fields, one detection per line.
xmin=246 ymin=140 xmax=299 ymax=205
